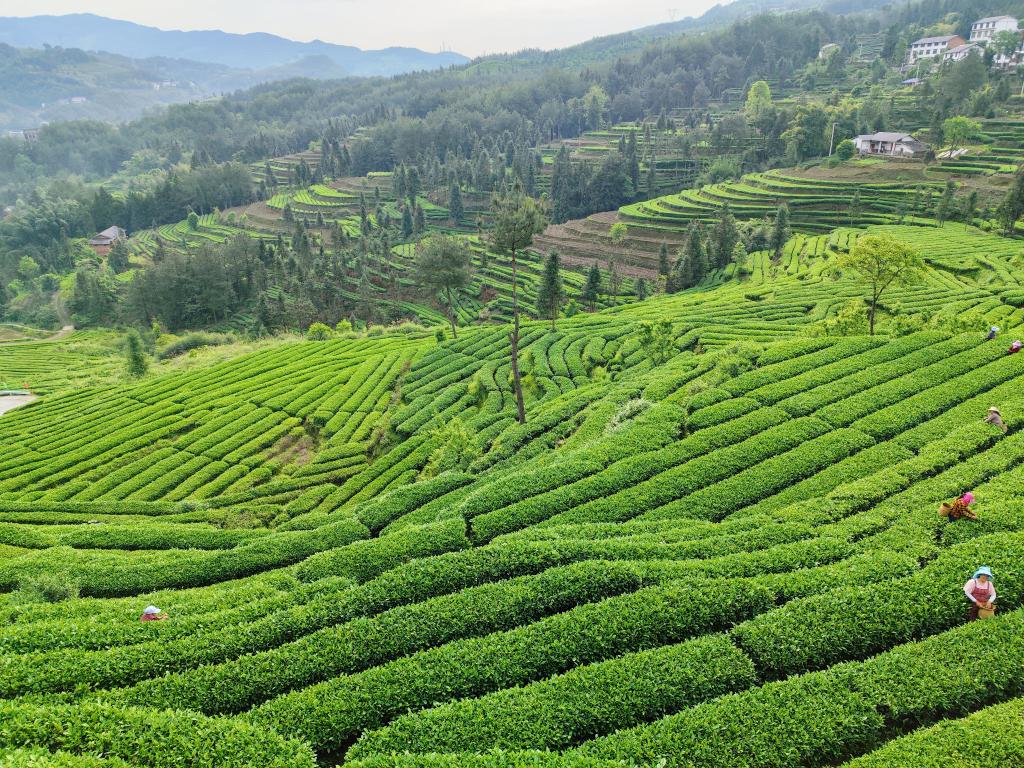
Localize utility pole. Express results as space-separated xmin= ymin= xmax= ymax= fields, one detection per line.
xmin=828 ymin=122 xmax=838 ymax=156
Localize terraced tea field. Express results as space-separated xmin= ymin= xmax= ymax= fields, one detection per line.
xmin=3 ymin=219 xmax=1024 ymax=767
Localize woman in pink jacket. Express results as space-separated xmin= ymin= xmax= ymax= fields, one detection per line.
xmin=964 ymin=566 xmax=996 ymax=621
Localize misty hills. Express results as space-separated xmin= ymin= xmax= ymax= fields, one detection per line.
xmin=0 ymin=13 xmax=468 ymax=76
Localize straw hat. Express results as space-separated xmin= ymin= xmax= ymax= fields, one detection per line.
xmin=988 ymin=406 xmax=1001 ymax=414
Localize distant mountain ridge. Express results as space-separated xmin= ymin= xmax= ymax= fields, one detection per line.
xmin=0 ymin=13 xmax=468 ymax=76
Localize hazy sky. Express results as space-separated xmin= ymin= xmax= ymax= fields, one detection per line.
xmin=0 ymin=1 xmax=723 ymax=56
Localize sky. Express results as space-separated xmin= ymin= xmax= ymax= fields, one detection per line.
xmin=0 ymin=1 xmax=723 ymax=56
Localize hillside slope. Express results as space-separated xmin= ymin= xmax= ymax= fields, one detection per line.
xmin=2 ymin=220 xmax=1024 ymax=765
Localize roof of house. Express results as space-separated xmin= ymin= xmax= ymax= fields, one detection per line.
xmin=88 ymin=225 xmax=125 ymax=243
xmin=945 ymin=43 xmax=982 ymax=56
xmin=973 ymin=15 xmax=1017 ymax=24
xmin=911 ymin=35 xmax=960 ymax=45
xmin=857 ymin=132 xmax=921 ymax=143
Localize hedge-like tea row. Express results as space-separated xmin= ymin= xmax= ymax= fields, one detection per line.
xmin=575 ymin=608 xmax=1024 ymax=768
xmin=732 ymin=533 xmax=1024 ymax=678
xmin=350 ymin=635 xmax=755 ymax=754
xmin=348 ymin=752 xmax=623 ymax=768
xmin=0 ymin=517 xmax=369 ymax=597
xmin=0 ymin=701 xmax=315 ymax=768
xmin=0 ymin=748 xmax=130 ymax=767
xmin=251 ymin=580 xmax=773 ymax=752
xmin=104 ymin=559 xmax=659 ymax=713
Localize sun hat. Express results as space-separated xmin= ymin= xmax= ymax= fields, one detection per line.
xmin=143 ymin=605 xmax=161 ymax=615
xmin=973 ymin=566 xmax=993 ymax=579
xmin=961 ymin=492 xmax=975 ymax=504
xmin=988 ymin=406 xmax=1001 ymax=413
xmin=991 ymin=326 xmax=1001 ymax=332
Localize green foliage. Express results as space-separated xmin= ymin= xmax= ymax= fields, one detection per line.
xmin=306 ymin=323 xmax=333 ymax=341
xmin=13 ymin=571 xmax=79 ymax=604
xmin=836 ymin=138 xmax=855 ymax=161
xmin=123 ymin=328 xmax=148 ymax=377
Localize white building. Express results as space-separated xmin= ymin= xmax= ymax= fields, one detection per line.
xmin=969 ymin=15 xmax=1018 ymax=42
xmin=906 ymin=35 xmax=966 ymax=64
xmin=854 ymin=132 xmax=928 ymax=157
xmin=943 ymin=43 xmax=984 ymax=62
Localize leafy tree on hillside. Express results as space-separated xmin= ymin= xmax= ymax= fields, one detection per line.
xmin=732 ymin=241 xmax=749 ymax=277
xmin=942 ymin=116 xmax=981 ymax=151
xmin=993 ymin=30 xmax=1021 ymax=59
xmin=491 ymin=186 xmax=547 ymax=424
xmin=999 ymin=170 xmax=1024 ymax=234
xmin=124 ymin=328 xmax=148 ymax=378
xmin=638 ymin=319 xmax=676 ymax=365
xmin=609 ymin=222 xmax=628 ymax=245
xmin=536 ymin=250 xmax=565 ymax=331
xmin=107 ymin=239 xmax=130 ymax=274
xmin=836 ymin=139 xmax=855 ymax=161
xmin=745 ymin=80 xmax=773 ymax=123
xmin=769 ymin=203 xmax=790 ymax=261
xmin=582 ymin=262 xmax=602 ymax=310
xmin=836 ymin=233 xmax=923 ymax=335
xmin=415 ymin=234 xmax=472 ymax=340
xmin=936 ymin=180 xmax=956 ymax=227
xmin=848 ymin=190 xmax=862 ymax=226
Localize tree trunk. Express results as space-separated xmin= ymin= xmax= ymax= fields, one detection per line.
xmin=509 ymin=247 xmax=527 ymax=424
xmin=868 ymin=299 xmax=876 ymax=336
xmin=445 ymin=286 xmax=457 ymax=339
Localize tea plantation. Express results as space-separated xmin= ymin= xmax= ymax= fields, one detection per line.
xmin=3 ymin=221 xmax=1024 ymax=767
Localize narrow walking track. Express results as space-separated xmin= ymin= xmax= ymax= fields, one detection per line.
xmin=0 ymin=394 xmax=37 ymax=416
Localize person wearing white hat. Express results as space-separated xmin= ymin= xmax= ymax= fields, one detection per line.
xmin=987 ymin=326 xmax=1000 ymax=341
xmin=985 ymin=406 xmax=1008 ymax=434
xmin=964 ymin=567 xmax=996 ymax=621
xmin=139 ymin=605 xmax=168 ymax=622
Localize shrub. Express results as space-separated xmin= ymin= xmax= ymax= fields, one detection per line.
xmin=13 ymin=571 xmax=79 ymax=604
xmin=306 ymin=322 xmax=332 ymax=341
xmin=158 ymin=333 xmax=233 ymax=360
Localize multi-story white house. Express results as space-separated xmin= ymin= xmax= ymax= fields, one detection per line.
xmin=906 ymin=35 xmax=966 ymax=64
xmin=969 ymin=15 xmax=1018 ymax=42
xmin=943 ymin=42 xmax=984 ymax=62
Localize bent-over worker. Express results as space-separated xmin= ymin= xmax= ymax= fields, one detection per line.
xmin=139 ymin=605 xmax=168 ymax=622
xmin=986 ymin=406 xmax=1009 ymax=434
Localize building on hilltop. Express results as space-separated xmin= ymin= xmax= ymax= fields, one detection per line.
xmin=906 ymin=35 xmax=966 ymax=64
xmin=854 ymin=132 xmax=928 ymax=158
xmin=88 ymin=226 xmax=126 ymax=256
xmin=943 ymin=42 xmax=984 ymax=63
xmin=970 ymin=15 xmax=1018 ymax=42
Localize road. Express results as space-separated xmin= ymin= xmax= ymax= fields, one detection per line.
xmin=0 ymin=394 xmax=37 ymax=417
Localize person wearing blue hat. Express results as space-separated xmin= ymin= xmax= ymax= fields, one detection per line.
xmin=964 ymin=567 xmax=996 ymax=621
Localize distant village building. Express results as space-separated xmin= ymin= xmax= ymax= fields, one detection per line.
xmin=970 ymin=15 xmax=1018 ymax=42
xmin=88 ymin=226 xmax=126 ymax=256
xmin=943 ymin=42 xmax=984 ymax=62
xmin=69 ymin=96 xmax=88 ymax=104
xmin=906 ymin=35 xmax=966 ymax=64
xmin=854 ymin=132 xmax=928 ymax=158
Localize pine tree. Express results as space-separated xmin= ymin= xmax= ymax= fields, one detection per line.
xmin=414 ymin=205 xmax=426 ymax=234
xmin=769 ymin=203 xmax=790 ymax=261
xmin=635 ymin=277 xmax=650 ymax=300
xmin=536 ymin=250 xmax=566 ymax=330
xmin=402 ymin=206 xmax=414 ymax=238
xmin=711 ymin=205 xmax=739 ymax=269
xmin=684 ymin=222 xmax=708 ymax=287
xmin=658 ymin=242 xmax=670 ymax=276
xmin=582 ymin=262 xmax=602 ymax=310
xmin=449 ymin=182 xmax=464 ymax=224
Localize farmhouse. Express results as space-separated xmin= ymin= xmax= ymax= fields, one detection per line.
xmin=854 ymin=132 xmax=928 ymax=157
xmin=969 ymin=15 xmax=1018 ymax=42
xmin=88 ymin=225 xmax=126 ymax=256
xmin=906 ymin=34 xmax=965 ymax=63
xmin=943 ymin=42 xmax=984 ymax=62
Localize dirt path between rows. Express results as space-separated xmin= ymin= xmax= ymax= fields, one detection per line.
xmin=0 ymin=395 xmax=37 ymax=416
